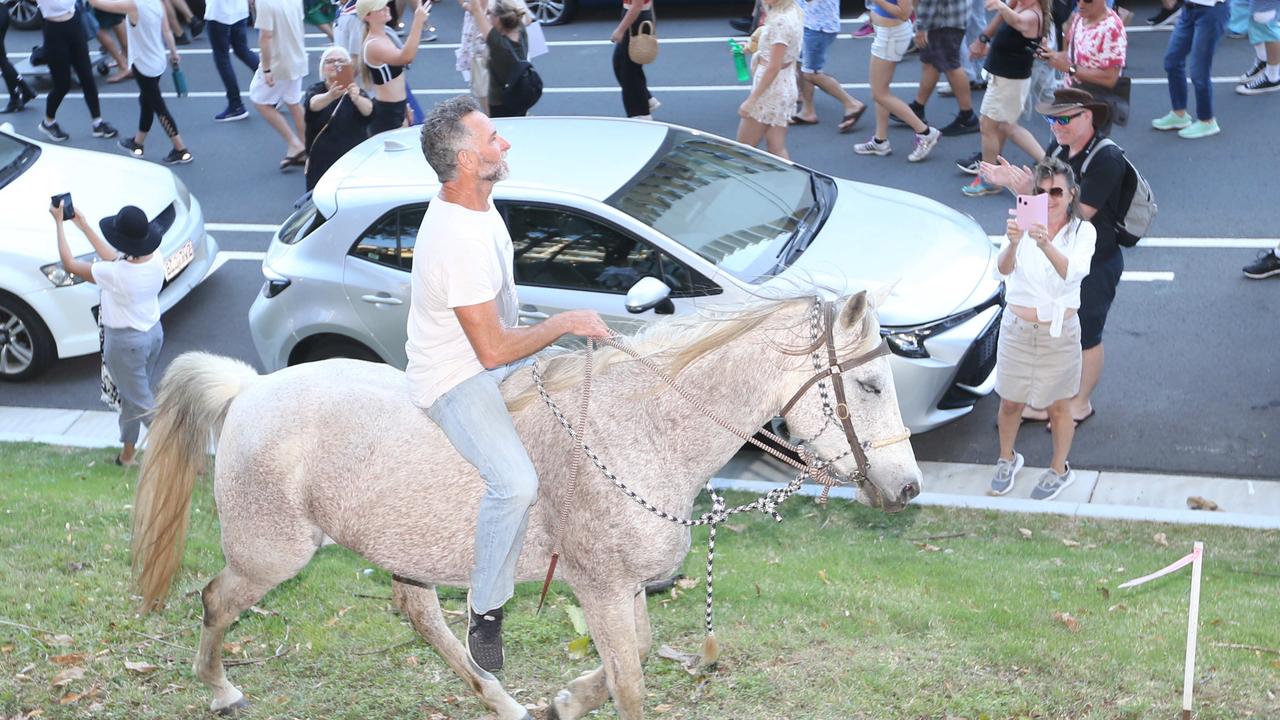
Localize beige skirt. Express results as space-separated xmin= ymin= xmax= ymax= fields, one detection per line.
xmin=995 ymin=312 xmax=1082 ymax=409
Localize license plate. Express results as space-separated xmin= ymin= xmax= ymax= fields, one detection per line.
xmin=165 ymin=240 xmax=194 ymax=281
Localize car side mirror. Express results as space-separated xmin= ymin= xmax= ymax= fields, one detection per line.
xmin=625 ymin=276 xmax=674 ymax=315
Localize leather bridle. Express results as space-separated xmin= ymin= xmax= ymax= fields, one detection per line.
xmin=776 ymin=299 xmax=912 ymax=487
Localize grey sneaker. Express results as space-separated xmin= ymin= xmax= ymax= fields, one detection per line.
xmin=1030 ymin=465 xmax=1075 ymax=501
xmin=907 ymin=127 xmax=941 ymax=162
xmin=854 ymin=136 xmax=892 ymax=156
xmin=989 ymin=452 xmax=1024 ymax=496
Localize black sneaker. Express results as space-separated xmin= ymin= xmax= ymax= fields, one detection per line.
xmin=467 ymin=604 xmax=504 ymax=673
xmin=92 ymin=120 xmax=118 ymax=138
xmin=163 ymin=148 xmax=193 ymax=165
xmin=174 ymin=32 xmax=191 ymax=45
xmin=1147 ymin=0 xmax=1182 ymax=25
xmin=956 ymin=151 xmax=982 ymax=175
xmin=1243 ymin=250 xmax=1280 ymax=279
xmin=39 ymin=120 xmax=69 ymax=142
xmin=1236 ymin=74 xmax=1280 ymax=95
xmin=1239 ymin=59 xmax=1266 ymax=83
xmin=188 ymin=16 xmax=205 ymax=38
xmin=940 ymin=111 xmax=979 ymax=136
xmin=891 ymin=100 xmax=926 ymax=127
xmin=118 ymin=137 xmax=144 ymax=157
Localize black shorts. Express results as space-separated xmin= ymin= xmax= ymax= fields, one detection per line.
xmin=94 ymin=9 xmax=125 ymax=29
xmin=1079 ymin=250 xmax=1124 ymax=349
xmin=920 ymin=27 xmax=965 ymax=72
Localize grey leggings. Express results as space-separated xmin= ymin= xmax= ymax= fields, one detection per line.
xmin=103 ymin=323 xmax=163 ymax=445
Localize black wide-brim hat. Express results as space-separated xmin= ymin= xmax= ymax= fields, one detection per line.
xmin=99 ymin=205 xmax=162 ymax=258
xmin=1035 ymin=87 xmax=1111 ymax=131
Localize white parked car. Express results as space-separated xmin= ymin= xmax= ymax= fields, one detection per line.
xmin=0 ymin=124 xmax=219 ymax=380
xmin=249 ymin=118 xmax=1003 ymax=432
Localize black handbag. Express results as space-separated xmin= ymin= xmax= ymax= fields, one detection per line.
xmin=1075 ymin=76 xmax=1130 ymax=128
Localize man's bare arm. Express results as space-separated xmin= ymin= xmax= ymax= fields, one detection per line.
xmin=455 ymin=300 xmax=610 ymax=369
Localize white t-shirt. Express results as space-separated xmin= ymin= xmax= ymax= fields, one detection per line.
xmin=405 ymin=198 xmax=519 ymax=409
xmin=35 ymin=0 xmax=76 ymax=18
xmin=91 ymin=255 xmax=166 ymax=332
xmin=204 ymin=0 xmax=250 ymax=26
xmin=126 ymin=0 xmax=168 ymax=79
xmin=996 ymin=217 xmax=1097 ymax=337
xmin=255 ymin=0 xmax=308 ymax=81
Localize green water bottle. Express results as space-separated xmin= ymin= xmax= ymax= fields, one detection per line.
xmin=729 ymin=39 xmax=750 ymax=83
xmin=171 ymin=58 xmax=188 ymax=98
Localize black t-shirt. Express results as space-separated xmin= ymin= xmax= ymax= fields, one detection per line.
xmin=1046 ymin=134 xmax=1126 ymax=262
xmin=984 ymin=19 xmax=1039 ymax=79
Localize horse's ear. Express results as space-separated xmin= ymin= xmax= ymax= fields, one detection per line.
xmin=869 ymin=281 xmax=896 ymax=308
xmin=839 ymin=291 xmax=868 ymax=329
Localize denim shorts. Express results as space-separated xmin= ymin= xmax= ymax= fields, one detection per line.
xmin=871 ymin=21 xmax=914 ymax=63
xmin=801 ymin=28 xmax=838 ymax=73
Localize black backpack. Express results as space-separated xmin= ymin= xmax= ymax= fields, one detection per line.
xmin=502 ymin=61 xmax=543 ymax=116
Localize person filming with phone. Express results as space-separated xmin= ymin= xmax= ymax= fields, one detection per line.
xmin=988 ymin=156 xmax=1095 ymax=502
xmin=304 ymin=46 xmax=373 ymax=190
xmin=50 ymin=196 xmax=166 ymax=468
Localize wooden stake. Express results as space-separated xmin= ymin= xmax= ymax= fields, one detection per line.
xmin=1181 ymin=541 xmax=1204 ymax=720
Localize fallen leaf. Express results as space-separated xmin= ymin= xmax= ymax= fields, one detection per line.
xmin=249 ymin=606 xmax=274 ymax=616
xmin=916 ymin=543 xmax=942 ymax=552
xmin=59 ymin=692 xmax=81 ymax=705
xmin=1153 ymin=533 xmax=1169 ymax=547
xmin=1097 ymin=586 xmax=1111 ymax=601
xmin=1018 ymin=528 xmax=1033 ymax=539
xmin=817 ymin=569 xmax=832 ymax=584
xmin=566 ymin=635 xmax=592 ymax=660
xmin=657 ymin=644 xmax=702 ymax=674
xmin=0 ymin=644 xmax=12 ymax=654
xmin=1187 ymin=496 xmax=1221 ymax=512
xmin=564 ymin=605 xmax=589 ymax=636
xmin=654 ymin=704 xmax=674 ymax=713
xmin=51 ymin=654 xmax=86 ymax=666
xmin=405 ymin=655 xmax=419 ymax=667
xmin=1061 ymin=539 xmax=1081 ymax=548
xmin=675 ymin=577 xmax=699 ymax=591
xmin=123 ymin=660 xmax=158 ymax=674
xmin=1108 ymin=603 xmax=1128 ymax=613
xmin=51 ymin=667 xmax=85 ymax=687
xmin=723 ymin=524 xmax=745 ymax=533
xmin=1052 ymin=611 xmax=1081 ymax=632
xmin=47 ymin=635 xmax=74 ymax=647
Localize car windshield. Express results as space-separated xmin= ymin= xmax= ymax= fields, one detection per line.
xmin=606 ymin=129 xmax=820 ymax=283
xmin=0 ymin=132 xmax=39 ymax=191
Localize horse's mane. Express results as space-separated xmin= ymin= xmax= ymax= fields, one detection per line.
xmin=508 ymin=293 xmax=873 ymax=411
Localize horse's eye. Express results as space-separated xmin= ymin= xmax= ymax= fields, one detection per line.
xmin=856 ymin=380 xmax=881 ymax=395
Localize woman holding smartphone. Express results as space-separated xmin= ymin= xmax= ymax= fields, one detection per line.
xmin=50 ymin=200 xmax=166 ymax=467
xmin=989 ymin=156 xmax=1096 ymax=501
xmin=358 ymin=0 xmax=430 ymax=134
xmin=304 ymin=47 xmax=373 ymax=189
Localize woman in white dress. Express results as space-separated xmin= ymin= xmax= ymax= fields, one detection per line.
xmin=735 ymin=0 xmax=802 ymax=158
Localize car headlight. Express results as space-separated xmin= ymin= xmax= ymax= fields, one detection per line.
xmin=41 ymin=253 xmax=97 ymax=287
xmin=880 ymin=290 xmax=1004 ymax=359
xmin=174 ymin=174 xmax=192 ymax=209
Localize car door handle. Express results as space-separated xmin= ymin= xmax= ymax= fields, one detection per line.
xmin=519 ymin=304 xmax=548 ymax=320
xmin=361 ymin=293 xmax=403 ymax=306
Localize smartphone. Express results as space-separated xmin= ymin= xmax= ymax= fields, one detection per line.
xmin=51 ymin=192 xmax=75 ymax=220
xmin=334 ymin=62 xmax=355 ymax=88
xmin=1015 ymin=193 xmax=1048 ymax=232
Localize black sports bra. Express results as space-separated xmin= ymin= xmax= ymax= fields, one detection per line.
xmin=363 ymin=39 xmax=405 ymax=85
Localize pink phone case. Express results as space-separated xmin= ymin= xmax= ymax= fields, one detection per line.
xmin=1015 ymin=193 xmax=1048 ymax=231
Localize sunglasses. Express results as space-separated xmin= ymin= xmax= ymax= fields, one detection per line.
xmin=1044 ymin=113 xmax=1083 ymax=126
xmin=1034 ymin=186 xmax=1068 ymax=198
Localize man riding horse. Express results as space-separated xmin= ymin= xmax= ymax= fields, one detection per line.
xmin=408 ymin=96 xmax=612 ymax=672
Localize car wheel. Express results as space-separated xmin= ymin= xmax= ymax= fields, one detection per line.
xmin=0 ymin=292 xmax=57 ymax=382
xmin=528 ymin=0 xmax=575 ymax=26
xmin=297 ymin=337 xmax=383 ymax=365
xmin=7 ymin=1 xmax=43 ymax=31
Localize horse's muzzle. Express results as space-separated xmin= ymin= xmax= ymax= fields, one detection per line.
xmin=862 ymin=480 xmax=920 ymax=513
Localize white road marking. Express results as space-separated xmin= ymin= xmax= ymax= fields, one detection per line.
xmin=207 ymin=222 xmax=280 ymax=233
xmin=205 ymin=250 xmax=266 ymax=280
xmin=1121 ymin=271 xmax=1175 ymax=282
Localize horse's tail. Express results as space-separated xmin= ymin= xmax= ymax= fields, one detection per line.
xmin=132 ymin=352 xmax=259 ymax=612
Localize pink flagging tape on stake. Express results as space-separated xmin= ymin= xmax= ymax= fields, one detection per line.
xmin=1118 ymin=545 xmax=1203 ymax=589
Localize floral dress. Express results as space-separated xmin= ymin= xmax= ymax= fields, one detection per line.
xmin=743 ymin=4 xmax=803 ymax=127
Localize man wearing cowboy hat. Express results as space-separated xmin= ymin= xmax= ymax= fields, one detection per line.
xmin=980 ymin=87 xmax=1126 ymax=430
xmin=51 ymin=202 xmax=167 ymax=466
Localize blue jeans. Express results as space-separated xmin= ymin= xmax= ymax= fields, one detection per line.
xmin=426 ymin=359 xmax=538 ymax=614
xmin=208 ymin=19 xmax=259 ymax=108
xmin=1163 ymin=1 xmax=1228 ymax=121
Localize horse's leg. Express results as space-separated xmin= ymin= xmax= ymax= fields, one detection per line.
xmin=193 ymin=567 xmax=278 ymax=714
xmin=391 ymin=580 xmax=530 ymax=720
xmin=550 ymin=589 xmax=646 ymax=720
xmin=550 ymin=589 xmax=652 ymax=720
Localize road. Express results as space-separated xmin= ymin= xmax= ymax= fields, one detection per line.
xmin=2 ymin=1 xmax=1277 ymax=479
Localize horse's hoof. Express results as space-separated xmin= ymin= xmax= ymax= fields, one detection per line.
xmin=214 ymin=697 xmax=249 ymax=716
xmin=547 ymin=689 xmax=572 ymax=720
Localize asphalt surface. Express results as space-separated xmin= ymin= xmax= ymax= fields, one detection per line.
xmin=2 ymin=2 xmax=1277 ymax=479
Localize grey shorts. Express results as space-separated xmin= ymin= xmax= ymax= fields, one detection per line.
xmin=920 ymin=27 xmax=966 ymax=72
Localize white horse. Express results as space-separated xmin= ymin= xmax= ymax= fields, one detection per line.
xmin=130 ymin=292 xmax=923 ymax=719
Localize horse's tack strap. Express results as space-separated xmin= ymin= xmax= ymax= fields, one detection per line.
xmin=778 ymin=340 xmax=891 ymax=417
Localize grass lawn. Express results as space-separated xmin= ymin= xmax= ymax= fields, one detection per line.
xmin=1 ymin=442 xmax=1278 ymax=719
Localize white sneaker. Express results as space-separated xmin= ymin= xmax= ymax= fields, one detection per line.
xmin=907 ymin=127 xmax=941 ymax=162
xmin=648 ymin=96 xmax=661 ymax=112
xmin=854 ymin=136 xmax=891 ymax=156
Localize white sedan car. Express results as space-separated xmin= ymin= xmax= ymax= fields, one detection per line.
xmin=249 ymin=118 xmax=1003 ymax=432
xmin=0 ymin=123 xmax=218 ymax=380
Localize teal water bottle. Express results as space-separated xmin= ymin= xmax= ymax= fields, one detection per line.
xmin=729 ymin=39 xmax=750 ymax=83
xmin=171 ymin=59 xmax=188 ymax=98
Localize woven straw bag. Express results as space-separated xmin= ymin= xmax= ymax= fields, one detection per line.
xmin=628 ymin=20 xmax=659 ymax=64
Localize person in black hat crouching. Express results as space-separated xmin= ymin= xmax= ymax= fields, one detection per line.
xmin=979 ymin=87 xmax=1127 ymax=432
xmin=51 ymin=200 xmax=165 ymax=467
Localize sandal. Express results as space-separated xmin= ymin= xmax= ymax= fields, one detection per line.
xmin=114 ymin=454 xmax=138 ymax=467
xmin=789 ymin=115 xmax=819 ymax=125
xmin=838 ymin=106 xmax=867 ymax=134
xmin=279 ymin=150 xmax=307 ymax=170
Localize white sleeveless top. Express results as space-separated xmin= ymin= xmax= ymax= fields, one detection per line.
xmin=127 ymin=0 xmax=169 ymax=79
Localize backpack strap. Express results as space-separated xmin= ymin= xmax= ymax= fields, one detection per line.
xmin=1081 ymin=137 xmax=1117 ymax=175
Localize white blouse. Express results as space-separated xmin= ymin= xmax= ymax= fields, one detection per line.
xmin=996 ymin=217 xmax=1097 ymax=337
